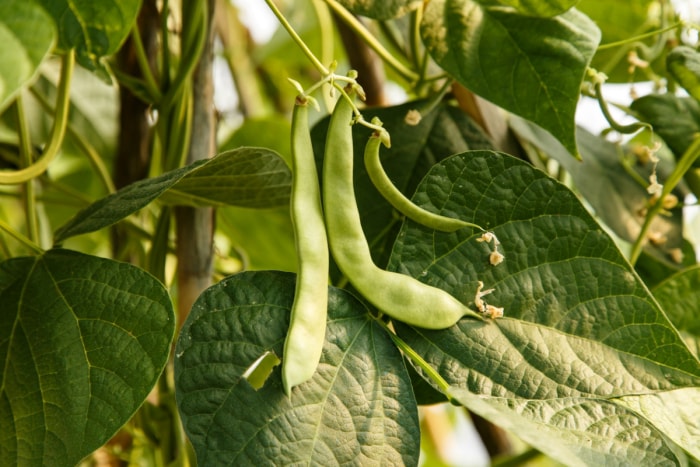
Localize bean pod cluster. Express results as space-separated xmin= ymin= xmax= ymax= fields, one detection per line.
xmin=282 ymin=86 xmax=502 ymax=396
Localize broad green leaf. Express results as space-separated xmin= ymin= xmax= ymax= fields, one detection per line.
xmin=420 ymin=1 xmax=600 ymax=155
xmin=311 ymin=99 xmax=495 ymax=272
xmin=490 ymin=0 xmax=578 ymax=17
xmin=0 ymin=0 xmax=56 ymax=113
xmin=334 ymin=0 xmax=419 ymax=19
xmin=447 ymin=389 xmax=691 ymax=466
xmin=36 ymin=0 xmax=141 ymax=76
xmin=0 ymin=249 xmax=174 ymax=466
xmin=160 ymin=147 xmax=291 ymax=208
xmin=631 ymin=94 xmax=700 ymax=161
xmin=53 ymin=161 xmax=206 ymax=244
xmin=174 ymin=271 xmax=419 ymax=466
xmin=509 ymin=116 xmax=685 ymax=266
xmin=667 ymin=46 xmax=700 ymax=101
xmin=653 ymin=265 xmax=700 ymax=357
xmin=388 ymin=150 xmax=700 ymax=461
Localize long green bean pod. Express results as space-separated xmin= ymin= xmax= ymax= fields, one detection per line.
xmin=323 ymin=92 xmax=482 ymax=329
xmin=364 ymin=132 xmax=482 ymax=232
xmin=282 ymin=98 xmax=329 ymax=397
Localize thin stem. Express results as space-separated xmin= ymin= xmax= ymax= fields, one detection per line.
xmin=589 ymin=72 xmax=651 ymax=135
xmin=597 ymin=22 xmax=684 ymax=50
xmin=0 ymin=219 xmax=43 ymax=254
xmin=374 ymin=317 xmax=453 ymax=395
xmin=14 ymin=96 xmax=39 ymax=243
xmin=324 ymin=0 xmax=419 ymax=83
xmin=131 ymin=22 xmax=163 ymax=102
xmin=629 ymin=136 xmax=700 ymax=264
xmin=29 ymin=88 xmax=116 ymax=194
xmin=0 ymin=50 xmax=75 ymax=184
xmin=264 ymin=0 xmax=329 ymax=75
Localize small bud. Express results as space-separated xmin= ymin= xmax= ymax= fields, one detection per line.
xmin=647 ymin=231 xmax=667 ymax=246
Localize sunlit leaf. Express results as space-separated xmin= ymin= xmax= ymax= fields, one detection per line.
xmin=388 ymin=150 xmax=700 ymax=462
xmin=421 ymin=0 xmax=600 ymax=155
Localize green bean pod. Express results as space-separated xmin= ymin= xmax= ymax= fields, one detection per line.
xmin=282 ymin=98 xmax=329 ymax=397
xmin=364 ymin=132 xmax=482 ymax=232
xmin=323 ymin=93 xmax=482 ymax=329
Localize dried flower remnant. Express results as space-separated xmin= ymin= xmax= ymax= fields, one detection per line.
xmin=404 ymin=109 xmax=421 ymax=126
xmin=478 ymin=231 xmax=505 ymax=266
xmin=474 ymin=280 xmax=503 ymax=319
xmin=484 ymin=305 xmax=504 ymax=319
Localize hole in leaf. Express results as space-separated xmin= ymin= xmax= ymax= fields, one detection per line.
xmin=242 ymin=350 xmax=281 ymax=390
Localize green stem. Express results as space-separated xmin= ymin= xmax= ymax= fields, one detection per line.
xmin=591 ymin=76 xmax=651 ymax=134
xmin=14 ymin=96 xmax=39 ymax=243
xmin=324 ymin=0 xmax=419 ymax=83
xmin=0 ymin=50 xmax=75 ymax=184
xmin=629 ymin=136 xmax=700 ymax=265
xmin=264 ymin=0 xmax=329 ymax=75
xmin=131 ymin=21 xmax=163 ymax=102
xmin=29 ymin=88 xmax=116 ymax=194
xmin=597 ymin=22 xmax=684 ymax=50
xmin=0 ymin=219 xmax=43 ymax=254
xmin=374 ymin=318 xmax=453 ymax=395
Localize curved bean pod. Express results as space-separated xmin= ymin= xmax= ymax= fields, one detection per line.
xmin=323 ymin=92 xmax=482 ymax=329
xmin=282 ymin=98 xmax=329 ymax=397
xmin=364 ymin=132 xmax=482 ymax=232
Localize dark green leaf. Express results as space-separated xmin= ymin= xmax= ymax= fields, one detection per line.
xmin=0 ymin=249 xmax=174 ymax=466
xmin=421 ymin=1 xmax=600 ymax=155
xmin=54 ymin=147 xmax=291 ymax=243
xmin=388 ymin=150 xmax=700 ymax=461
xmin=53 ymin=161 xmax=205 ymax=244
xmin=0 ymin=0 xmax=56 ymax=112
xmin=334 ymin=0 xmax=419 ymax=19
xmin=36 ymin=0 xmax=141 ymax=76
xmin=160 ymin=147 xmax=291 ymax=208
xmin=509 ymin=116 xmax=685 ymax=266
xmin=631 ymin=94 xmax=700 ymax=161
xmin=174 ymin=271 xmax=419 ymax=466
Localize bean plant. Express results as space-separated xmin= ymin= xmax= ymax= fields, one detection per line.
xmin=1 ymin=0 xmax=700 ymax=465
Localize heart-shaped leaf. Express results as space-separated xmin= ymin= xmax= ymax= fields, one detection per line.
xmin=174 ymin=271 xmax=420 ymax=466
xmin=421 ymin=0 xmax=600 ymax=155
xmin=388 ymin=150 xmax=700 ymax=462
xmin=0 ymin=249 xmax=174 ymax=466
xmin=0 ymin=0 xmax=56 ymax=112
xmin=36 ymin=0 xmax=141 ymax=77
